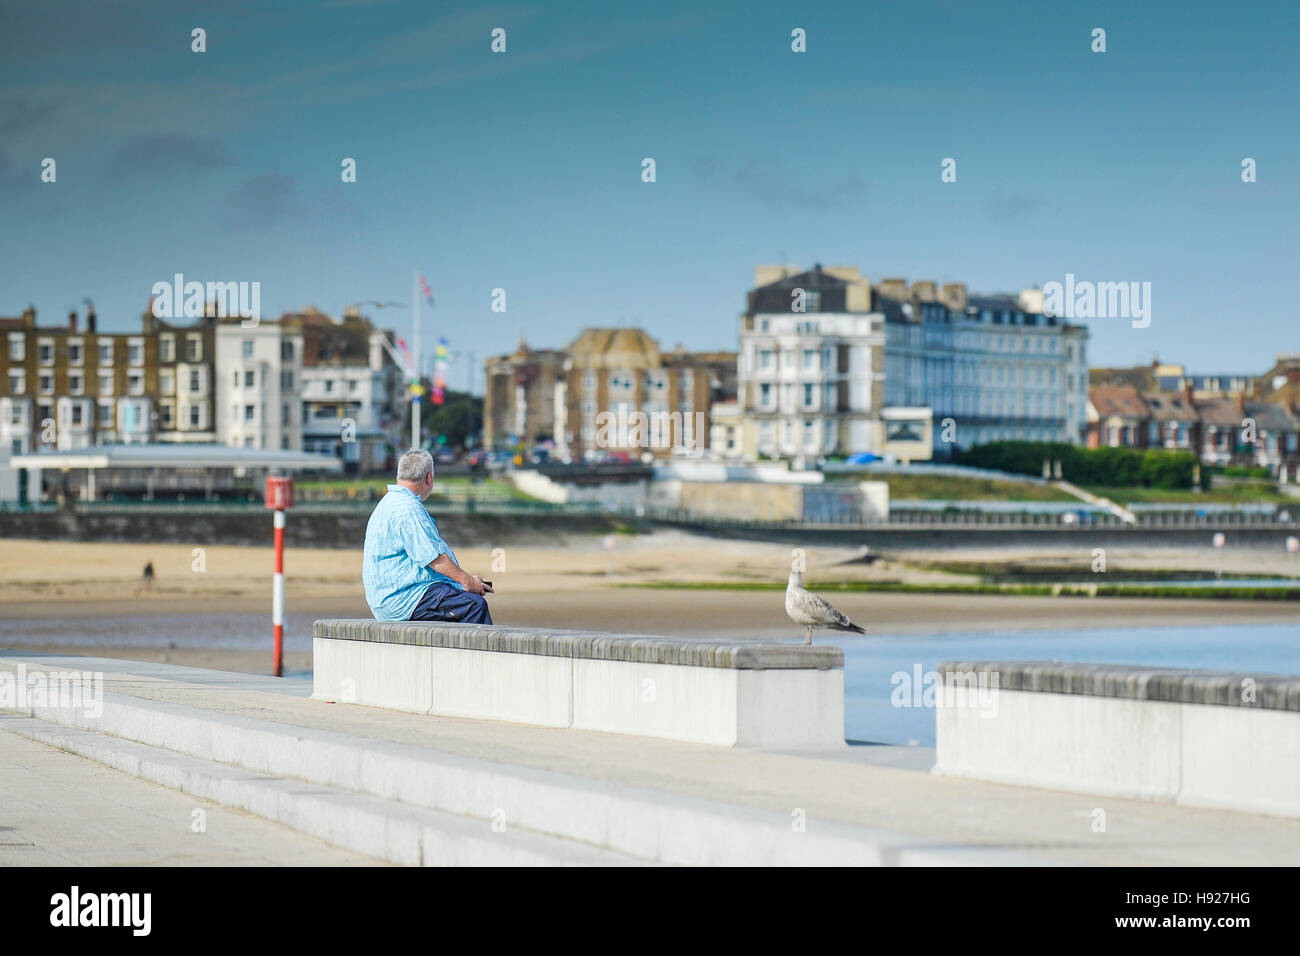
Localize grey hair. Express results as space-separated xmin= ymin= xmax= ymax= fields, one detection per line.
xmin=396 ymin=449 xmax=434 ymax=483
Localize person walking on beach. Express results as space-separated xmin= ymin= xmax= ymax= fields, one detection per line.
xmin=362 ymin=449 xmax=494 ymax=624
xmin=139 ymin=561 xmax=154 ymax=594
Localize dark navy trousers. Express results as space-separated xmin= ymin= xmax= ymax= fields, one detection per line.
xmin=410 ymin=582 xmax=493 ymax=625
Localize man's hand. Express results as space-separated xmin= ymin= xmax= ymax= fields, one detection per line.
xmin=431 ymin=554 xmax=493 ymax=595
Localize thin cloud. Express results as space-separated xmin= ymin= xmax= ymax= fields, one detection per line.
xmin=0 ymin=96 xmax=57 ymax=135
xmin=693 ymin=156 xmax=868 ymax=213
xmin=223 ymin=172 xmax=365 ymax=231
xmin=104 ymin=133 xmax=235 ymax=181
xmin=985 ymin=189 xmax=1047 ymax=223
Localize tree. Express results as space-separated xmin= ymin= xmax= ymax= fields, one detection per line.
xmin=421 ymin=389 xmax=483 ymax=449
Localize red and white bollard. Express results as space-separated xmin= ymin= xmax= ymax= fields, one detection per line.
xmin=265 ymin=476 xmax=295 ymax=677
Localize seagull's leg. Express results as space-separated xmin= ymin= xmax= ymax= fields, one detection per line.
xmin=805 ymin=625 xmax=812 ymax=645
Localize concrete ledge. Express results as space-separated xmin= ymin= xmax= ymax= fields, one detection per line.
xmin=313 ymin=619 xmax=843 ymax=669
xmin=312 ymin=621 xmax=844 ymax=748
xmin=938 ymin=659 xmax=1300 ymax=710
xmin=934 ymin=660 xmax=1300 ymax=819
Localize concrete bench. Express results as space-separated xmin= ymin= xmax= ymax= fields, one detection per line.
xmin=312 ymin=620 xmax=844 ymax=748
xmin=933 ymin=660 xmax=1300 ymax=819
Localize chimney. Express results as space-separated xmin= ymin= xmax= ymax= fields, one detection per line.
xmin=910 ymin=281 xmax=937 ymax=302
xmin=68 ymin=310 xmax=78 ymax=333
xmin=876 ymin=277 xmax=908 ymax=301
xmin=86 ymin=304 xmax=97 ymax=334
xmin=21 ymin=306 xmax=35 ymax=329
xmin=939 ymin=283 xmax=967 ymax=313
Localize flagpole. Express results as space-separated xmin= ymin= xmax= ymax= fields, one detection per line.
xmin=411 ymin=269 xmax=421 ymax=450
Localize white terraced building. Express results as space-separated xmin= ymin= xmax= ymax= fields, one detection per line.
xmin=737 ymin=265 xmax=886 ymax=461
xmin=881 ymin=283 xmax=1090 ymax=453
xmin=215 ymin=319 xmax=303 ymax=451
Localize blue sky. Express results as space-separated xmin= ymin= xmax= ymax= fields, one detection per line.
xmin=1 ymin=0 xmax=1296 ymax=389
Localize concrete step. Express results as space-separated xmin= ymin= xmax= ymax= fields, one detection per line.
xmin=5 ymin=682 xmax=1040 ymax=865
xmin=0 ymin=713 xmax=643 ymax=867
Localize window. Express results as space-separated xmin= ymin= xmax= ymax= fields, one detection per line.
xmin=160 ymin=335 xmax=175 ymax=362
xmin=128 ymin=340 xmax=143 ymax=365
xmin=8 ymin=404 xmax=21 ymax=425
xmin=242 ymin=340 xmax=254 ymax=358
xmin=38 ymin=373 xmax=53 ymax=394
xmin=68 ymin=341 xmax=82 ymax=365
xmin=160 ymin=369 xmax=174 ymax=395
xmin=8 ymin=371 xmax=24 ymax=395
xmin=244 ymin=370 xmax=255 ymax=388
xmin=233 ymin=370 xmax=240 ymax=389
xmin=244 ymin=404 xmax=255 ymax=422
xmin=70 ymin=405 xmax=84 ymax=427
xmin=190 ymin=370 xmax=201 ymax=393
xmin=281 ymin=340 xmax=295 ymax=362
xmin=324 ymin=380 xmax=334 ymax=393
xmin=349 ymin=379 xmax=358 ymax=393
xmin=99 ymin=372 xmax=113 ymax=396
xmin=7 ymin=336 xmax=22 ymax=361
xmin=186 ymin=336 xmax=201 ymax=361
xmin=280 ymin=370 xmax=294 ymax=391
xmin=781 ymin=350 xmax=794 ymax=371
xmin=803 ymin=383 xmax=815 ymax=408
xmin=759 ymin=383 xmax=772 ymax=408
xmin=98 ymin=403 xmax=113 ymax=427
xmin=127 ymin=371 xmax=144 ymax=395
xmin=69 ymin=373 xmax=83 ymax=395
xmin=160 ymin=403 xmax=174 ymax=429
xmin=803 ymin=349 xmax=816 ymax=370
xmin=282 ymin=403 xmax=290 ymax=426
xmin=759 ymin=350 xmax=773 ymax=371
xmin=99 ymin=341 xmax=113 ymax=365
xmin=38 ymin=340 xmax=54 ymax=365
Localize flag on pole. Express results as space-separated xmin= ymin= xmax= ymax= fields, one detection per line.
xmin=433 ymin=336 xmax=449 ymax=405
xmin=417 ymin=273 xmax=435 ymax=306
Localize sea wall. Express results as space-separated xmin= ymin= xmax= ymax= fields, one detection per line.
xmin=0 ymin=507 xmax=629 ymax=548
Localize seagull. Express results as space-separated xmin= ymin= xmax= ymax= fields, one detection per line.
xmin=786 ymin=569 xmax=866 ymax=644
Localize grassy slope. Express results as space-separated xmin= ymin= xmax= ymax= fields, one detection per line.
xmin=1083 ymin=484 xmax=1293 ymax=505
xmin=874 ymin=474 xmax=1075 ymax=502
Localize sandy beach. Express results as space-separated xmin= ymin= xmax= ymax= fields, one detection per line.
xmin=2 ymin=532 xmax=1298 ymax=675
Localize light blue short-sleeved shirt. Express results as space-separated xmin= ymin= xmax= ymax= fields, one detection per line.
xmin=362 ymin=485 xmax=463 ymax=621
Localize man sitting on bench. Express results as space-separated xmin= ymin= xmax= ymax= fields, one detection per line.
xmin=362 ymin=449 xmax=493 ymax=623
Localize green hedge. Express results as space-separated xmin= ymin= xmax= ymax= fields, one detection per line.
xmin=958 ymin=441 xmax=1196 ymax=489
xmin=1214 ymin=465 xmax=1273 ymax=480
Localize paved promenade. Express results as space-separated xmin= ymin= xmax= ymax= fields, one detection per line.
xmin=0 ymin=730 xmax=382 ymax=866
xmin=4 ymin=652 xmax=1300 ymax=865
